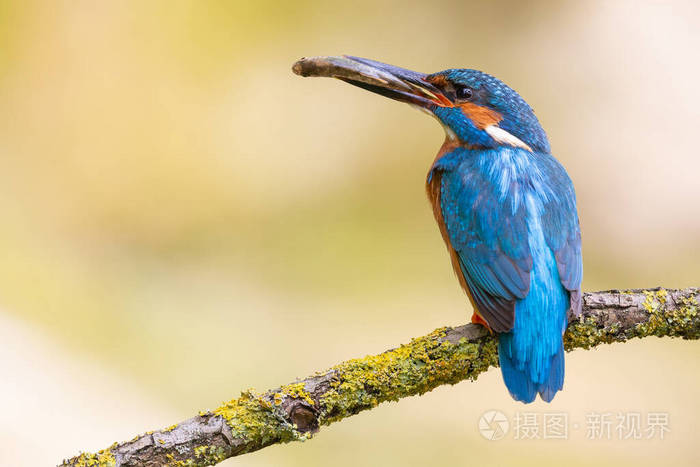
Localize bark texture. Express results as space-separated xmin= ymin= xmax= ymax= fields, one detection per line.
xmin=61 ymin=287 xmax=699 ymax=467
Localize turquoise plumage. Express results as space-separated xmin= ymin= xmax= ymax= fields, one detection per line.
xmin=430 ymin=146 xmax=580 ymax=402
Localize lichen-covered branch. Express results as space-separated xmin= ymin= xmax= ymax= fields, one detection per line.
xmin=61 ymin=287 xmax=699 ymax=467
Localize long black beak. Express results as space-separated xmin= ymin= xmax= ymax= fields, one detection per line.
xmin=292 ymin=55 xmax=449 ymax=108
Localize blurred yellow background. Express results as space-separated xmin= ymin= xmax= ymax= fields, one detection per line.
xmin=1 ymin=0 xmax=699 ymax=465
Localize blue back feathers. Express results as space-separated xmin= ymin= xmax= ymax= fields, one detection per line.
xmin=430 ymin=146 xmax=581 ymax=402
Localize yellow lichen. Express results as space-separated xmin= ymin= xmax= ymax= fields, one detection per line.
xmin=67 ymin=449 xmax=115 ymax=467
xmin=636 ymin=288 xmax=699 ymax=339
xmin=280 ymin=382 xmax=315 ymax=406
xmin=213 ymin=389 xmax=306 ymax=454
xmin=318 ymin=327 xmax=497 ymax=424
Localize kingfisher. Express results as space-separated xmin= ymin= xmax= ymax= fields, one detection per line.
xmin=293 ymin=56 xmax=582 ymax=403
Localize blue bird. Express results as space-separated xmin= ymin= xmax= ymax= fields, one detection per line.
xmin=293 ymin=56 xmax=582 ymax=403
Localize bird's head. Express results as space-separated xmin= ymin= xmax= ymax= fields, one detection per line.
xmin=293 ymin=56 xmax=550 ymax=154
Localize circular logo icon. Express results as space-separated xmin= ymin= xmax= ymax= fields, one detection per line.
xmin=478 ymin=410 xmax=509 ymax=441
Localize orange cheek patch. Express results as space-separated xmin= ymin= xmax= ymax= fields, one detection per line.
xmin=459 ymin=102 xmax=502 ymax=130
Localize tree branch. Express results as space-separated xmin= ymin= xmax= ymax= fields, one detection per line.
xmin=60 ymin=287 xmax=699 ymax=467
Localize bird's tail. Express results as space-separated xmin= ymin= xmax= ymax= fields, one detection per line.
xmin=498 ymin=334 xmax=565 ymax=403
xmin=495 ymin=191 xmax=571 ymax=403
xmin=496 ymin=247 xmax=569 ymax=403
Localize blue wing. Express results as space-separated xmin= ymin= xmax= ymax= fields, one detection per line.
xmin=538 ymin=154 xmax=583 ymax=315
xmin=430 ymin=148 xmax=582 ymax=331
xmin=432 ymin=150 xmax=531 ymax=332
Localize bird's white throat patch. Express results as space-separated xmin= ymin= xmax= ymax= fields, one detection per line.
xmin=485 ymin=125 xmax=533 ymax=152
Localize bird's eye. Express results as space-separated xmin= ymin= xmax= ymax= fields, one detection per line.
xmin=454 ymin=85 xmax=473 ymax=100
